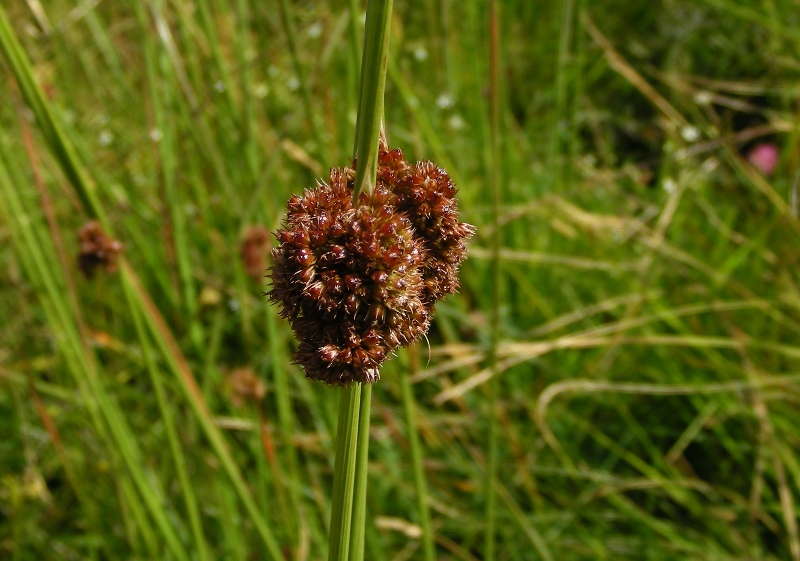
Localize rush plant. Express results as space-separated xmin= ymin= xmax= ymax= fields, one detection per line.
xmin=266 ymin=0 xmax=472 ymax=559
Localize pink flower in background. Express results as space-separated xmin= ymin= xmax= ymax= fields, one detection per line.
xmin=746 ymin=143 xmax=779 ymax=176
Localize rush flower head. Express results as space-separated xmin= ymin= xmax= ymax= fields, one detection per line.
xmin=227 ymin=367 xmax=267 ymax=407
xmin=269 ymin=146 xmax=474 ymax=386
xmin=77 ymin=221 xmax=124 ymax=278
xmin=240 ymin=226 xmax=271 ymax=281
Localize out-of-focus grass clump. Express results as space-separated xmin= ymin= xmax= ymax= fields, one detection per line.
xmin=1 ymin=1 xmax=800 ymax=560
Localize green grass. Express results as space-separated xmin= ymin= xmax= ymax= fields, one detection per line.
xmin=2 ymin=1 xmax=800 ymax=559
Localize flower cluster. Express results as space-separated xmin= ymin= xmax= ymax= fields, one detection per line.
xmin=269 ymin=147 xmax=474 ymax=385
xmin=77 ymin=221 xmax=124 ymax=278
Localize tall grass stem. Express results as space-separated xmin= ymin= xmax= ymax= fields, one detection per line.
xmin=484 ymin=0 xmax=503 ymax=559
xmin=401 ymin=347 xmax=436 ymax=561
xmin=328 ymin=1 xmax=393 ymax=560
xmin=328 ymin=385 xmax=362 ymax=560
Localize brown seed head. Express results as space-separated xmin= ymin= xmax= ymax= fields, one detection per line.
xmin=269 ymin=146 xmax=473 ymax=386
xmin=77 ymin=221 xmax=124 ymax=278
xmin=227 ymin=367 xmax=266 ymax=407
xmin=240 ymin=226 xmax=271 ymax=280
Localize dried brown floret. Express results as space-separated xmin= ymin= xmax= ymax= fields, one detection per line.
xmin=227 ymin=367 xmax=266 ymax=407
xmin=240 ymin=226 xmax=271 ymax=281
xmin=269 ymin=146 xmax=473 ymax=386
xmin=77 ymin=221 xmax=123 ymax=278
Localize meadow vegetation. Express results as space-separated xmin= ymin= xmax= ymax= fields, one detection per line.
xmin=2 ymin=1 xmax=800 ymax=559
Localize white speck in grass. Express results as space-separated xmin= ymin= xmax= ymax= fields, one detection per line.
xmin=98 ymin=130 xmax=113 ymax=147
xmin=681 ymin=126 xmax=700 ymax=142
xmin=229 ymin=298 xmax=240 ymax=312
xmin=287 ymin=76 xmax=300 ymax=91
xmin=268 ymin=65 xmax=279 ymax=77
xmin=436 ymin=93 xmax=454 ymax=109
xmin=413 ymin=46 xmax=428 ymax=61
xmin=449 ymin=114 xmax=466 ymax=131
xmin=63 ymin=110 xmax=75 ymax=123
xmin=214 ymin=80 xmax=225 ymax=92
xmin=694 ymin=91 xmax=712 ymax=106
xmin=307 ymin=22 xmax=322 ymax=38
xmin=149 ymin=128 xmax=162 ymax=142
xmin=663 ymin=178 xmax=677 ymax=193
xmin=253 ymin=83 xmax=269 ymax=99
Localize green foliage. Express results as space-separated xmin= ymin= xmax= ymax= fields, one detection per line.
xmin=1 ymin=1 xmax=800 ymax=560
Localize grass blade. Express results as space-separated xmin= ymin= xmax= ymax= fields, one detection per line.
xmin=484 ymin=0 xmax=503 ymax=559
xmin=400 ymin=347 xmax=435 ymax=561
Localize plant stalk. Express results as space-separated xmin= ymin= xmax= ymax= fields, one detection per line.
xmin=352 ymin=0 xmax=394 ymax=198
xmin=401 ymin=346 xmax=436 ymax=561
xmin=485 ymin=0 xmax=503 ymax=560
xmin=328 ymin=1 xmax=393 ymax=560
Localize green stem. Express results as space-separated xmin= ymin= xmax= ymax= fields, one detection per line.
xmin=139 ymin=0 xmax=202 ymax=350
xmin=0 ymin=6 xmax=107 ymax=226
xmin=122 ymin=274 xmax=210 ymax=561
xmin=352 ymin=0 xmax=394 ymax=197
xmin=349 ymin=384 xmax=373 ymax=561
xmin=400 ymin=347 xmax=435 ymax=561
xmin=266 ymin=304 xmax=302 ymax=543
xmin=328 ymin=2 xmax=393 ymax=560
xmin=485 ymin=0 xmax=502 ymax=560
xmin=328 ymin=385 xmax=363 ymax=561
